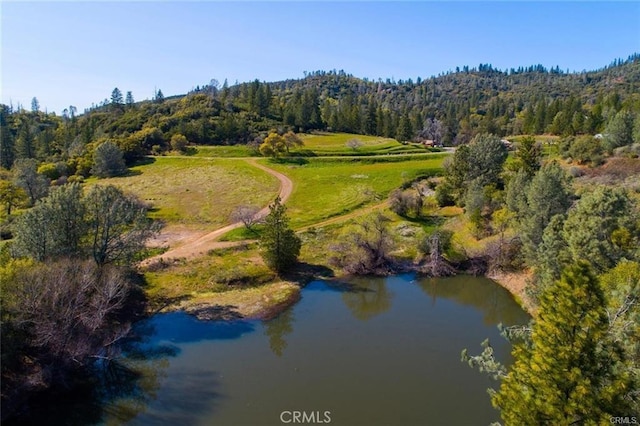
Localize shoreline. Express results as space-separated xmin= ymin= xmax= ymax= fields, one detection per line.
xmin=146 ymin=263 xmax=537 ymax=322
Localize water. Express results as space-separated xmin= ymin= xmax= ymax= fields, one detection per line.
xmin=17 ymin=274 xmax=530 ymax=425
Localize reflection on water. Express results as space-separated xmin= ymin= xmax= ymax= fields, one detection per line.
xmin=415 ymin=275 xmax=528 ymax=326
xmin=14 ymin=274 xmax=530 ymax=425
xmin=340 ymin=277 xmax=393 ymax=321
xmin=263 ymin=308 xmax=294 ymax=357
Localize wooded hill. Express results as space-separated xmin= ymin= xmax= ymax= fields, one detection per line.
xmin=1 ymin=54 xmax=639 ymax=173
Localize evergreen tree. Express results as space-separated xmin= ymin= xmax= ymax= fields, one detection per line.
xmin=0 ymin=105 xmax=15 ymax=169
xmin=520 ymin=161 xmax=573 ymax=263
xmin=30 ymin=97 xmax=39 ymax=113
xmin=493 ymin=263 xmax=634 ymax=424
xmin=155 ymin=89 xmax=164 ymax=103
xmin=604 ymin=109 xmax=635 ymax=152
xmin=125 ymin=91 xmax=135 ymax=108
xmin=396 ymin=112 xmax=413 ymax=142
xmin=259 ymin=197 xmax=301 ymax=273
xmin=110 ymin=87 xmax=124 ymax=110
xmin=562 ymin=187 xmax=638 ymax=273
xmin=15 ymin=122 xmax=35 ymax=159
xmin=91 ymin=141 xmax=126 ymax=178
xmin=466 ymin=133 xmax=508 ymax=187
xmin=514 ymin=135 xmax=542 ymax=177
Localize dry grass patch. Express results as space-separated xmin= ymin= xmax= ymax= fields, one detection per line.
xmin=90 ymin=157 xmax=279 ymax=230
xmin=179 ymin=282 xmax=301 ymax=320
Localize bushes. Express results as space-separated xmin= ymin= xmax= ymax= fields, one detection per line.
xmin=560 ymin=135 xmax=604 ymax=166
xmin=388 ymin=188 xmax=422 ymax=217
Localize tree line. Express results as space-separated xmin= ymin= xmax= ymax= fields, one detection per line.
xmin=1 ymin=54 xmax=638 ymax=180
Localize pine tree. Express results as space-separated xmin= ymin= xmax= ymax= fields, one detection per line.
xmin=259 ymin=197 xmax=301 ymax=273
xmin=514 ymin=135 xmax=542 ymax=177
xmin=562 ymin=186 xmax=638 ymax=273
xmin=520 ymin=161 xmax=572 ymax=263
xmin=111 ymin=87 xmax=124 ymax=110
xmin=493 ymin=263 xmax=633 ymax=424
xmin=125 ymin=91 xmax=135 ymax=108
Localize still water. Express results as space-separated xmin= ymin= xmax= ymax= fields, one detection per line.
xmin=21 ymin=274 xmax=530 ymax=425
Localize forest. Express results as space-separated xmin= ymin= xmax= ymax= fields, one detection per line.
xmin=1 ymin=54 xmax=639 ymax=176
xmin=1 ymin=54 xmax=640 ymax=424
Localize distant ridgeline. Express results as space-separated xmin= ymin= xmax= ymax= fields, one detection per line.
xmin=1 ymin=53 xmax=639 ymax=171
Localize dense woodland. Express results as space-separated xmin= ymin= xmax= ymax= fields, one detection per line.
xmin=1 ymin=54 xmax=639 ymax=176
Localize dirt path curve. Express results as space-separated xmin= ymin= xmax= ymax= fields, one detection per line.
xmin=141 ymin=159 xmax=293 ymax=265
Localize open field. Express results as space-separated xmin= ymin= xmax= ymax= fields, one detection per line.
xmin=265 ymin=156 xmax=446 ymax=228
xmin=189 ymin=145 xmax=258 ymax=158
xmin=89 ymin=157 xmax=279 ymax=230
xmin=292 ymin=132 xmax=433 ymax=156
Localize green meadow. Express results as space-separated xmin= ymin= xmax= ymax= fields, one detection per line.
xmin=90 ymin=157 xmax=279 ymax=229
xmin=265 ymin=156 xmax=446 ymax=228
xmin=293 ymin=132 xmax=432 ymax=156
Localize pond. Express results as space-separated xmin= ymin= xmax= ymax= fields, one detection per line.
xmin=18 ymin=274 xmax=530 ymax=425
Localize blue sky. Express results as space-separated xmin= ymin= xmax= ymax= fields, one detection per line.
xmin=2 ymin=2 xmax=639 ymax=114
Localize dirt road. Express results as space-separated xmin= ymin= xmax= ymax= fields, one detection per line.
xmin=141 ymin=159 xmax=293 ymax=265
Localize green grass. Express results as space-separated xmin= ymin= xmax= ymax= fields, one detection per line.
xmin=145 ymin=244 xmax=275 ymax=299
xmin=219 ymin=224 xmax=264 ymax=241
xmin=292 ymin=132 xmax=434 ymax=156
xmin=189 ymin=145 xmax=258 ymax=158
xmin=89 ymin=157 xmax=279 ymax=228
xmin=265 ymin=156 xmax=446 ymax=228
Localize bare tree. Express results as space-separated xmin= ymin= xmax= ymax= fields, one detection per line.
xmin=329 ymin=213 xmax=395 ymax=275
xmin=230 ymin=205 xmax=261 ymax=230
xmin=419 ymin=118 xmax=444 ymax=146
xmin=3 ymin=260 xmax=131 ymax=389
xmin=12 ymin=159 xmax=49 ymax=206
xmin=417 ymin=230 xmax=456 ymax=277
xmin=346 ymin=138 xmax=364 ymax=151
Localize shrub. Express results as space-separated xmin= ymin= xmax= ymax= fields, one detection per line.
xmin=435 ymin=182 xmax=455 ymax=207
xmin=170 ymin=133 xmax=189 ymax=152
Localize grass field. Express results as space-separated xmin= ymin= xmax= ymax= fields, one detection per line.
xmin=145 ymin=244 xmax=275 ymax=300
xmin=184 ymin=133 xmax=432 ymax=158
xmin=265 ymin=156 xmax=446 ymax=228
xmin=189 ymin=145 xmax=258 ymax=158
xmin=292 ymin=132 xmax=433 ymax=156
xmin=90 ymin=157 xmax=279 ymax=229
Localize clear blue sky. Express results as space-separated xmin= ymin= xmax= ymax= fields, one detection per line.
xmin=2 ymin=1 xmax=639 ymax=114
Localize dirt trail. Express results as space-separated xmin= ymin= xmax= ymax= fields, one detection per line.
xmin=141 ymin=159 xmax=293 ymax=265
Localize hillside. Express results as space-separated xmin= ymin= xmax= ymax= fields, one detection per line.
xmin=1 ymin=54 xmax=639 ymax=172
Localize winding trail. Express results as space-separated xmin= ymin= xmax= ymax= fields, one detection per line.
xmin=141 ymin=149 xmax=452 ymax=266
xmin=141 ymin=159 xmax=293 ymax=265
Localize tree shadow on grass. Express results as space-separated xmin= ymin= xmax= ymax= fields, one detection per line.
xmin=270 ymin=156 xmax=309 ymax=165
xmin=132 ymin=156 xmax=157 ymax=167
